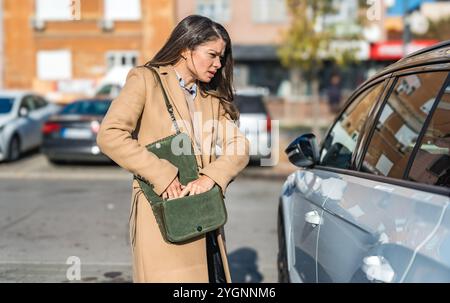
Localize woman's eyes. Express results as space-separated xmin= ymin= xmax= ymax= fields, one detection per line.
xmin=208 ymin=53 xmax=225 ymax=61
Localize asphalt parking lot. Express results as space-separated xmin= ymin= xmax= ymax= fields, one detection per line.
xmin=0 ymin=152 xmax=285 ymax=283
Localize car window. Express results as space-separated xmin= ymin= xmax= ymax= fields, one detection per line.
xmin=34 ymin=96 xmax=48 ymax=108
xmin=0 ymin=97 xmax=15 ymax=114
xmin=408 ymin=81 xmax=450 ymax=187
xmin=234 ymin=95 xmax=267 ymax=114
xmin=320 ymin=81 xmax=385 ymax=169
xmin=20 ymin=96 xmax=37 ymax=111
xmin=96 ymin=84 xmax=121 ymax=98
xmin=28 ymin=96 xmax=40 ymax=111
xmin=60 ymin=101 xmax=112 ymax=116
xmin=361 ymin=71 xmax=448 ymax=179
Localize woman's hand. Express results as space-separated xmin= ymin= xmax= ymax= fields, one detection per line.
xmin=179 ymin=175 xmax=215 ymax=197
xmin=161 ymin=176 xmax=183 ymax=200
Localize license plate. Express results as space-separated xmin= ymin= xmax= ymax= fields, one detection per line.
xmin=62 ymin=128 xmax=92 ymax=139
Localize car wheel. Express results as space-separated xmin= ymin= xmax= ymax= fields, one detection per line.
xmin=7 ymin=135 xmax=21 ymax=162
xmin=277 ymin=204 xmax=290 ymax=283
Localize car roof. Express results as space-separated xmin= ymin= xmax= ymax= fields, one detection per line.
xmin=403 ymin=40 xmax=450 ymax=60
xmin=367 ymin=40 xmax=450 ymax=84
xmin=346 ymin=40 xmax=450 ymax=104
xmin=71 ymin=98 xmax=113 ymax=103
xmin=0 ymin=90 xmax=37 ymax=99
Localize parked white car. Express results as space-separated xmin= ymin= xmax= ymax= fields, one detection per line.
xmin=0 ymin=91 xmax=60 ymax=162
xmin=234 ymin=91 xmax=272 ymax=163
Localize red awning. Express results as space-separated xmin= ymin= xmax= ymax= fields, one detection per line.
xmin=370 ymin=40 xmax=439 ymax=60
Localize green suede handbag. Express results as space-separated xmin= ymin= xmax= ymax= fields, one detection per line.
xmin=134 ymin=67 xmax=227 ymax=243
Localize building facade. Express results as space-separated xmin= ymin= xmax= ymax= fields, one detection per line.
xmin=0 ymin=0 xmax=3 ymax=89
xmin=177 ymin=0 xmax=290 ymax=94
xmin=176 ymin=0 xmax=369 ymax=97
xmin=2 ymin=0 xmax=174 ymax=102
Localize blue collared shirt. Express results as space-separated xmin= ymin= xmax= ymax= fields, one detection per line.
xmin=175 ymin=70 xmax=197 ymax=99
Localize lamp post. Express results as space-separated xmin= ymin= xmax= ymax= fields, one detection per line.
xmin=402 ymin=0 xmax=411 ymax=57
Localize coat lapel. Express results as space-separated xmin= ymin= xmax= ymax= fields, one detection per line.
xmin=198 ymin=93 xmax=214 ymax=166
xmin=157 ymin=65 xmax=216 ymax=168
xmin=158 ymin=65 xmax=195 ymax=140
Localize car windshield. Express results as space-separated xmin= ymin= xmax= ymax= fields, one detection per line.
xmin=234 ymin=95 xmax=267 ymax=114
xmin=60 ymin=100 xmax=112 ymax=116
xmin=0 ymin=97 xmax=15 ymax=114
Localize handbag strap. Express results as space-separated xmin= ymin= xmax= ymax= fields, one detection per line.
xmin=146 ymin=66 xmax=181 ymax=134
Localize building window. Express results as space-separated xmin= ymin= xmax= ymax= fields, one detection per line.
xmin=104 ymin=0 xmax=141 ymax=21
xmin=106 ymin=51 xmax=139 ymax=70
xmin=196 ymin=0 xmax=230 ymax=23
xmin=252 ymin=0 xmax=287 ymax=23
xmin=36 ymin=0 xmax=77 ymax=21
xmin=37 ymin=50 xmax=72 ymax=80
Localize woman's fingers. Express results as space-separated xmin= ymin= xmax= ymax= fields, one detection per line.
xmin=180 ymin=181 xmax=199 ymax=197
xmin=195 ymin=186 xmax=207 ymax=195
xmin=167 ymin=177 xmax=180 ymax=199
xmin=161 ymin=177 xmax=186 ymax=200
xmin=168 ymin=180 xmax=209 ymax=198
xmin=189 ymin=184 xmax=198 ymax=196
xmin=174 ymin=183 xmax=182 ymax=197
xmin=167 ymin=189 xmax=174 ymax=200
xmin=191 ymin=184 xmax=207 ymax=195
xmin=179 ymin=183 xmax=191 ymax=197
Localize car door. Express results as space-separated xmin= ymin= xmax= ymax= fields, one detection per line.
xmin=283 ymin=77 xmax=390 ymax=282
xmin=26 ymin=95 xmax=45 ymax=148
xmin=316 ymin=70 xmax=450 ymax=282
xmin=16 ymin=95 xmax=39 ymax=150
xmin=281 ymin=169 xmax=329 ymax=282
xmin=394 ymin=75 xmax=450 ymax=282
xmin=31 ymin=96 xmax=56 ymax=146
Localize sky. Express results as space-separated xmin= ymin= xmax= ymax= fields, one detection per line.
xmin=386 ymin=0 xmax=435 ymax=16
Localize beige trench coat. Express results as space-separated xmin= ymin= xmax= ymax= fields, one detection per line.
xmin=96 ymin=65 xmax=250 ymax=282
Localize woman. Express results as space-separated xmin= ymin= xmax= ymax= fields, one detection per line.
xmin=97 ymin=15 xmax=249 ymax=283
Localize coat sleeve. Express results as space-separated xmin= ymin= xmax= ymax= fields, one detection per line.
xmin=199 ymin=102 xmax=250 ymax=195
xmin=96 ymin=67 xmax=178 ymax=196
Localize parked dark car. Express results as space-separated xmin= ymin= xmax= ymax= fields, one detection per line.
xmin=41 ymin=98 xmax=112 ymax=163
xmin=278 ymin=41 xmax=450 ymax=283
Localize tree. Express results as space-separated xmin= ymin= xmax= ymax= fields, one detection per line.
xmin=278 ymin=0 xmax=362 ymax=138
xmin=415 ymin=16 xmax=450 ymax=41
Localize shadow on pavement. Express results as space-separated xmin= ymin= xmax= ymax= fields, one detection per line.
xmin=228 ymin=247 xmax=263 ymax=283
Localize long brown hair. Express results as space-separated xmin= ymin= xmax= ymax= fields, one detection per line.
xmin=144 ymin=15 xmax=238 ymax=121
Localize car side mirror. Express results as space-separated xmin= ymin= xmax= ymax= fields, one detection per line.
xmin=19 ymin=107 xmax=29 ymax=117
xmin=285 ymin=133 xmax=320 ymax=168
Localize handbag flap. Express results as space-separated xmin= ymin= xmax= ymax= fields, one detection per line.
xmin=163 ymin=185 xmax=227 ymax=242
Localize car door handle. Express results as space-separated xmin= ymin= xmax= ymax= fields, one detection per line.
xmin=305 ymin=210 xmax=322 ymax=225
xmin=362 ymin=255 xmax=395 ymax=283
